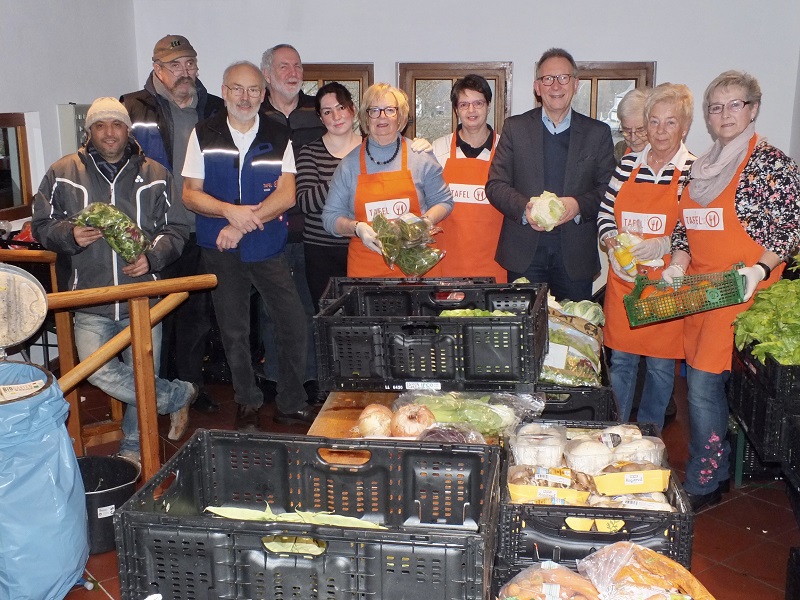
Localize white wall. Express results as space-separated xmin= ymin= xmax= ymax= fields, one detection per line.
xmin=131 ymin=0 xmax=800 ymax=159
xmin=0 ymin=0 xmax=138 ymax=175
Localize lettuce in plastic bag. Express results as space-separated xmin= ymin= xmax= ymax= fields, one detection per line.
xmin=73 ymin=202 xmax=150 ymax=262
xmin=528 ymin=191 xmax=566 ymax=232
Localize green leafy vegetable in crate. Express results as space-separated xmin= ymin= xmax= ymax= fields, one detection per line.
xmin=73 ymin=202 xmax=150 ymax=262
xmin=540 ymin=320 xmax=602 ymax=387
xmin=439 ymin=308 xmax=516 ymax=317
xmin=396 ymin=392 xmax=520 ymax=437
xmin=734 ymin=278 xmax=800 ymax=365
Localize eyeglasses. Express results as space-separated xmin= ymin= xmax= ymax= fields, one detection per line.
xmin=707 ymin=99 xmax=751 ymax=115
xmin=366 ymin=106 xmax=398 ymax=119
xmin=537 ymin=74 xmax=573 ymax=86
xmin=224 ymin=85 xmax=263 ymax=98
xmin=456 ymin=99 xmax=487 ymax=111
xmin=157 ymin=59 xmax=198 ymax=76
xmin=619 ymin=126 xmax=647 ymax=139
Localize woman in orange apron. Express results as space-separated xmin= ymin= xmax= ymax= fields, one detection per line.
xmin=662 ymin=71 xmax=800 ymax=512
xmin=320 ymin=83 xmax=453 ymax=278
xmin=600 ymin=84 xmax=695 ymax=431
xmin=429 ymin=75 xmax=505 ymax=282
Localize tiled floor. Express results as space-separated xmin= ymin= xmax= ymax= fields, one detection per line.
xmin=65 ymin=375 xmax=799 ymax=599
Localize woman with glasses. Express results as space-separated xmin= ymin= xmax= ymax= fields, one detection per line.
xmin=663 ymin=71 xmax=800 ymax=512
xmin=296 ymin=82 xmax=362 ymax=311
xmin=427 ymin=74 xmax=506 ymax=281
xmin=322 ymin=83 xmax=453 ymax=277
xmin=614 ymin=88 xmax=651 ymax=161
xmin=597 ymin=83 xmax=695 ymax=433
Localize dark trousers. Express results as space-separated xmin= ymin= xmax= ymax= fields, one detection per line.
xmin=508 ymin=234 xmax=593 ymax=302
xmin=304 ymin=242 xmax=349 ymax=313
xmin=202 ymin=249 xmax=307 ymax=413
xmin=160 ymin=233 xmax=212 ymax=384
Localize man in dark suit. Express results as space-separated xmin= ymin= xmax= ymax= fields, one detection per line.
xmin=486 ymin=48 xmax=615 ymax=301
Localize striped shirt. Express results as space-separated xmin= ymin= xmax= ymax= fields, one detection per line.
xmin=597 ymin=142 xmax=694 ymax=242
xmin=296 ymin=138 xmax=350 ymax=247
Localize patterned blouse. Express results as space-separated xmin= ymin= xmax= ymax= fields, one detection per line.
xmin=672 ymin=141 xmax=800 ymax=260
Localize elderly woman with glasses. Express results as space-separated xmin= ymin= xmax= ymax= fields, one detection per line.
xmin=322 ymin=83 xmax=453 ymax=277
xmin=663 ymin=71 xmax=800 ymax=512
xmin=597 ymin=83 xmax=695 ymax=432
xmin=614 ymin=87 xmax=651 ymax=161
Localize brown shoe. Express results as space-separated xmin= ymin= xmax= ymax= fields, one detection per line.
xmin=235 ymin=403 xmax=261 ymax=432
xmin=168 ymin=383 xmax=198 ymax=441
xmin=273 ymin=406 xmax=318 ymax=425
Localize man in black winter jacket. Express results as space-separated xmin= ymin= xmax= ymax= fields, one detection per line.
xmin=121 ymin=34 xmax=223 ymax=413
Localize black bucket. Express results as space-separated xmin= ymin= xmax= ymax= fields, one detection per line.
xmin=77 ymin=456 xmax=140 ymax=554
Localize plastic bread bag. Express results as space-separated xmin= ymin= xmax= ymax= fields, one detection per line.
xmin=73 ymin=202 xmax=150 ymax=262
xmin=577 ymin=541 xmax=715 ymax=600
xmin=497 ymin=560 xmax=600 ymax=600
xmin=540 ymin=318 xmax=602 ymax=387
xmin=393 ymin=391 xmax=519 ymax=438
xmin=416 ymin=422 xmax=486 ymax=444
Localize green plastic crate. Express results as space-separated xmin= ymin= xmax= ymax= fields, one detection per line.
xmin=624 ymin=263 xmax=745 ymax=327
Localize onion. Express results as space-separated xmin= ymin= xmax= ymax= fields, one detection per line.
xmin=357 ymin=404 xmax=393 ymax=437
xmin=390 ymin=404 xmax=436 ymax=437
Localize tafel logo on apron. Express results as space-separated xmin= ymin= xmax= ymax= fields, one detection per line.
xmin=683 ymin=208 xmax=724 ymax=230
xmin=364 ymin=198 xmax=410 ymax=222
xmin=449 ymin=183 xmax=487 ymax=204
xmin=620 ymin=211 xmax=668 ymax=235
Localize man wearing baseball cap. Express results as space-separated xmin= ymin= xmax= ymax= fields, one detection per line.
xmin=121 ymin=35 xmax=223 ymax=414
xmin=32 ymin=97 xmax=195 ymax=467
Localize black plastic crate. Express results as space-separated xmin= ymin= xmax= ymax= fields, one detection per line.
xmin=115 ymin=431 xmax=500 ymax=600
xmin=783 ymin=416 xmax=800 ymax=490
xmin=727 ymin=421 xmax=782 ymax=483
xmin=496 ymin=420 xmax=693 ymax=571
xmin=729 ymin=353 xmax=786 ymax=462
xmin=787 ymin=477 xmax=800 ymax=531
xmin=789 ymin=548 xmax=800 ymax=600
xmin=319 ymin=277 xmax=496 ymax=310
xmin=536 ymin=385 xmax=618 ymax=422
xmin=315 ymin=282 xmax=548 ymax=393
xmin=735 ymin=345 xmax=800 ymax=412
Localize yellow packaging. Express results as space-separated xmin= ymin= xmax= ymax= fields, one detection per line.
xmin=565 ymin=517 xmax=626 ymax=533
xmin=508 ymin=484 xmax=590 ymax=505
xmin=593 ymin=468 xmax=671 ymax=496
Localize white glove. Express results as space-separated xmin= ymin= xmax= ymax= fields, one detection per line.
xmin=607 ymin=248 xmax=635 ymax=282
xmin=410 ymin=137 xmax=432 ymax=153
xmin=355 ymin=221 xmax=383 ymax=255
xmin=738 ymin=264 xmax=766 ymax=301
xmin=630 ymin=236 xmax=671 ymax=261
xmin=661 ymin=263 xmax=685 ymax=284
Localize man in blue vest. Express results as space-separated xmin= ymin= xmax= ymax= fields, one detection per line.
xmin=121 ymin=35 xmax=224 ymax=414
xmin=182 ymin=61 xmax=313 ymax=431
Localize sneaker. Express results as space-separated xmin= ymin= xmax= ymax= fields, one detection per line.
xmin=168 ymin=383 xmax=198 ymax=441
xmin=116 ymin=450 xmax=141 ymax=472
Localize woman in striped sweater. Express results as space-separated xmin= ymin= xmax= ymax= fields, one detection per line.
xmin=296 ymin=82 xmax=362 ymax=310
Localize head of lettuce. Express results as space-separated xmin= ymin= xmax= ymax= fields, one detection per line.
xmin=527 ymin=191 xmax=566 ymax=232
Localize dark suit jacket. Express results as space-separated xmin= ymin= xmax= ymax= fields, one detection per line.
xmin=486 ymin=107 xmax=615 ymax=280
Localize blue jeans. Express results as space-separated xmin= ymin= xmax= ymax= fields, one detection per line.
xmin=508 ymin=234 xmax=593 ymax=302
xmin=609 ymin=349 xmax=675 ymax=431
xmin=73 ymin=312 xmax=193 ymax=454
xmin=261 ymin=241 xmax=317 ymax=382
xmin=684 ymin=365 xmax=731 ymax=495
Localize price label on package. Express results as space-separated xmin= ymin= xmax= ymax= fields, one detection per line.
xmin=0 ymin=380 xmax=45 ymax=403
xmin=624 ymin=472 xmax=645 ymax=486
xmin=405 ymin=381 xmax=442 ymax=391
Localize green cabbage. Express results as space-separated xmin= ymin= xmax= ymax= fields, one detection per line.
xmin=561 ymin=300 xmax=606 ymax=326
xmin=528 ymin=191 xmax=566 ymax=231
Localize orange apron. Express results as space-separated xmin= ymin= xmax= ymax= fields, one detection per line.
xmin=681 ymin=135 xmax=782 ymax=374
xmin=427 ymin=133 xmax=506 ymax=282
xmin=603 ymin=164 xmax=684 ymax=358
xmin=347 ymin=138 xmax=422 ymax=277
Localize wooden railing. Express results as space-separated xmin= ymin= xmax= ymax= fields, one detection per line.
xmin=0 ymin=249 xmax=217 ymax=480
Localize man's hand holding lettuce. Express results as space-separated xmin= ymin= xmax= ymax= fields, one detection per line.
xmin=526 ymin=191 xmax=569 ymax=231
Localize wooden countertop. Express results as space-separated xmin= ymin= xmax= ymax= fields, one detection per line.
xmin=308 ymin=391 xmax=399 ymax=438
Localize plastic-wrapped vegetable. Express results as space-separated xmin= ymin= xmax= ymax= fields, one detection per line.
xmin=417 ymin=423 xmax=486 ymax=444
xmin=540 ymin=319 xmax=602 ymax=387
xmin=394 ymin=244 xmax=444 ymax=277
xmin=73 ymin=202 xmax=150 ymax=262
xmin=560 ymin=299 xmax=606 ymax=326
xmin=372 ymin=213 xmax=402 ymax=267
xmin=396 ymin=212 xmax=438 ymax=247
xmin=371 ymin=212 xmax=444 ymax=277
